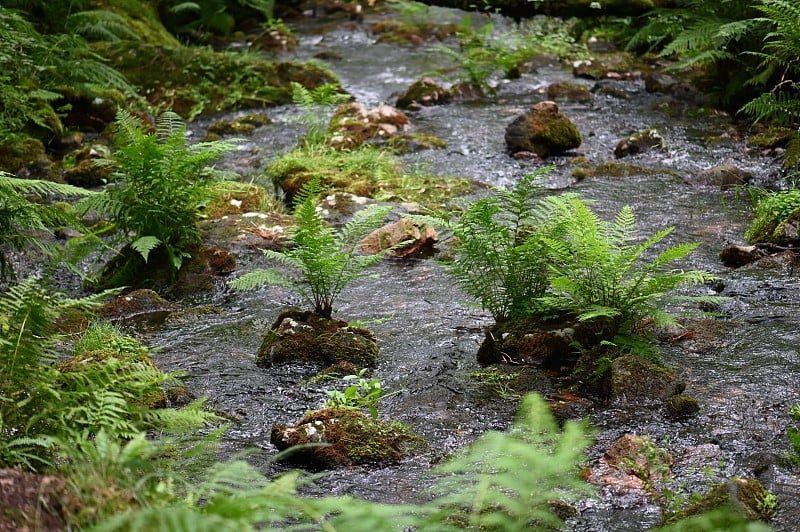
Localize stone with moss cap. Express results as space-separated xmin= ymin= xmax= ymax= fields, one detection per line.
xmin=505 ymin=101 xmax=582 ymax=158
xmin=270 ymin=407 xmax=420 ymax=469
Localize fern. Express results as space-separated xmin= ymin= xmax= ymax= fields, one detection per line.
xmin=433 ymin=166 xmax=562 ymax=321
xmin=0 ymin=171 xmax=95 ymax=282
xmin=290 ymin=81 xmax=352 ymax=146
xmin=421 ymin=393 xmax=594 ymax=530
xmin=540 ymin=197 xmax=718 ymax=342
xmin=229 ymin=177 xmax=394 ymax=318
xmin=744 ymin=188 xmax=800 ymax=243
xmin=76 ymin=110 xmax=240 ymax=278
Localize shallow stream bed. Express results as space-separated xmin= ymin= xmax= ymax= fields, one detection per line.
xmin=140 ymin=6 xmax=798 ymax=530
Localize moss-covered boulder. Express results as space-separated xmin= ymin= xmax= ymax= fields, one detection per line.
xmin=94 ymin=41 xmax=337 ymax=118
xmin=504 ymin=101 xmax=582 ymax=158
xmin=0 ymin=137 xmax=53 ymax=177
xmin=327 ymin=102 xmax=410 ymax=150
xmin=667 ymin=478 xmax=778 ymax=524
xmin=685 ymin=164 xmax=752 ymax=189
xmin=257 ymin=310 xmax=380 ymax=368
xmin=476 ymin=315 xmax=583 ymax=369
xmin=614 ymin=128 xmax=666 ymax=158
xmin=604 ymin=354 xmax=683 ymax=407
xmin=573 ymin=52 xmax=639 ymax=80
xmin=396 ymin=77 xmax=452 ymax=109
xmin=270 ymin=407 xmax=419 ymax=469
xmin=665 ymin=393 xmax=700 ymax=418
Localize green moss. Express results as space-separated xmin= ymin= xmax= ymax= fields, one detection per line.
xmin=94 ymin=42 xmax=337 ymax=119
xmin=0 ymin=136 xmax=50 ymax=174
xmin=669 ymin=478 xmax=778 ymax=523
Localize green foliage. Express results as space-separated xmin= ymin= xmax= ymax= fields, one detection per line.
xmin=789 ymin=403 xmax=800 ymax=464
xmin=76 ymin=110 xmax=240 ymax=277
xmin=0 ymin=7 xmax=136 ymax=138
xmin=744 ymin=188 xmax=800 ymax=243
xmin=421 ymin=393 xmax=593 ymax=530
xmin=90 ymin=393 xmax=594 ymax=531
xmin=435 ymin=15 xmax=586 ymax=94
xmin=324 ymin=369 xmax=387 ymax=419
xmin=229 ymin=178 xmax=395 ymax=317
xmin=161 ymin=0 xmax=276 ymax=38
xmin=0 ymin=171 xmax=95 ymax=282
xmin=432 ymin=167 xmax=561 ymax=321
xmin=539 ymin=196 xmax=719 ymax=343
xmin=433 ymin=166 xmax=717 ymax=352
xmin=290 ymin=81 xmax=352 ymax=146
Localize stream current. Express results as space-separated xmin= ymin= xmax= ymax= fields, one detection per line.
xmin=138 ymin=6 xmax=799 ymax=530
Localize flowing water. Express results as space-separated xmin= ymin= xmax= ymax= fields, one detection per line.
xmin=137 ymin=6 xmax=799 ymax=530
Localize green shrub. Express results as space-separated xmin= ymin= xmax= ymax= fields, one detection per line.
xmin=432 ymin=167 xmax=717 ymax=352
xmin=229 ymin=178 xmax=396 ymax=318
xmin=77 ymin=110 xmax=240 ymax=279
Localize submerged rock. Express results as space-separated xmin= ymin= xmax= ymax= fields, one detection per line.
xmin=587 ymin=433 xmax=673 ymax=493
xmin=504 ymin=101 xmax=582 ymax=158
xmin=257 ymin=310 xmax=380 ymax=368
xmin=270 ymin=407 xmax=419 ymax=469
xmin=605 ymin=354 xmax=683 ymax=407
xmin=685 ymin=164 xmax=752 ymax=189
xmin=614 ymin=128 xmax=666 ymax=158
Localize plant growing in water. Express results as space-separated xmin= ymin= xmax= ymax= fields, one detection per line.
xmin=538 ymin=195 xmax=720 ymax=346
xmin=324 ymin=369 xmax=387 ymax=419
xmin=430 ymin=166 xmax=567 ymax=322
xmin=229 ymin=178 xmax=397 ymax=318
xmin=76 ymin=110 xmax=240 ymax=281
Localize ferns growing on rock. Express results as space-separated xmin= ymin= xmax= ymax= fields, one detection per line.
xmin=77 ymin=110 xmax=240 ymax=279
xmin=229 ymin=177 xmax=395 ymax=318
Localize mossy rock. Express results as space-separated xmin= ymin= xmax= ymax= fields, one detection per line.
xmin=614 ymin=128 xmax=666 ymax=158
xmin=204 ymin=181 xmax=276 ymax=218
xmin=270 ymin=407 xmax=420 ymax=469
xmin=57 ymin=348 xmax=167 ymax=409
xmin=94 ymin=42 xmax=337 ymax=118
xmin=62 ymin=158 xmax=111 ymax=187
xmin=396 ymin=77 xmax=452 ymax=109
xmin=386 ymin=132 xmax=448 ymax=153
xmin=604 ymin=354 xmax=683 ymax=406
xmin=747 ymin=125 xmax=796 ymax=150
xmin=667 ymin=477 xmax=778 ymax=524
xmin=257 ymin=310 xmax=380 ymax=368
xmin=476 ymin=314 xmax=583 ymax=369
xmin=665 ymin=393 xmax=700 ymax=418
xmin=573 ymin=51 xmax=638 ymax=80
xmin=504 ymin=101 xmax=582 ymax=158
xmin=0 ymin=136 xmax=52 ymax=175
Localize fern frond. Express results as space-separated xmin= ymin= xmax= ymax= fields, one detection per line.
xmin=227 ymin=268 xmax=288 ymax=290
xmin=65 ymin=10 xmax=140 ymax=41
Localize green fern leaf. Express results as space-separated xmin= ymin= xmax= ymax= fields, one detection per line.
xmin=131 ymin=236 xmax=162 ymax=263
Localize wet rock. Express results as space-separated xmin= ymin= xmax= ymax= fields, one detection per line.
xmin=685 ymin=164 xmax=752 ymax=189
xmin=605 ymin=354 xmax=682 ymax=407
xmin=62 ymin=158 xmax=111 ymax=188
xmin=0 ymin=469 xmax=75 ymax=531
xmin=546 ymin=81 xmax=592 ymax=103
xmin=572 ymin=52 xmax=638 ymax=80
xmin=328 ymin=102 xmax=410 ymax=150
xmin=257 ymin=310 xmax=380 ymax=368
xmin=0 ymin=136 xmax=53 ymax=178
xmin=504 ymin=101 xmax=582 ymax=158
xmin=476 ymin=315 xmax=580 ymax=368
xmin=667 ymin=477 xmax=778 ymax=523
xmin=449 ymin=81 xmax=485 ymax=101
xmin=170 ymin=245 xmax=237 ymax=298
xmin=746 ymin=124 xmax=795 ymax=151
xmin=614 ymin=128 xmax=666 ymax=158
xmin=719 ymin=244 xmax=765 ymax=268
xmin=204 ymin=182 xmax=277 ymax=219
xmin=665 ymin=393 xmax=700 ymax=418
xmin=360 ymin=218 xmax=438 ymax=257
xmin=587 ymin=434 xmax=673 ymax=492
xmin=270 ymin=407 xmax=418 ymax=469
xmin=97 ymin=288 xmax=179 ymax=323
xmin=396 ymin=77 xmax=451 ymax=109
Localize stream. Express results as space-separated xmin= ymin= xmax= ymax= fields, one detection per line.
xmin=132 ymin=5 xmax=799 ymax=530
